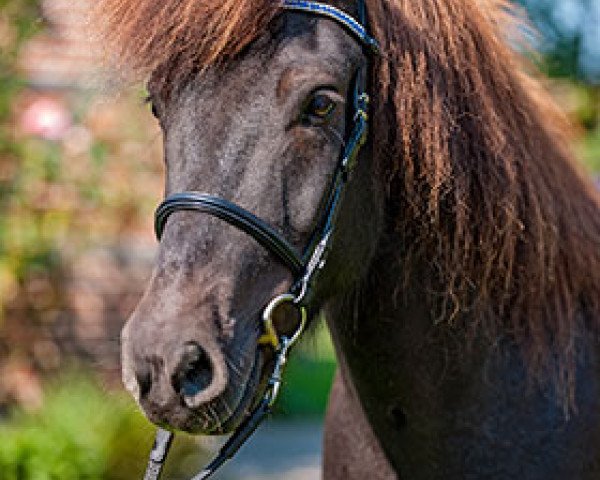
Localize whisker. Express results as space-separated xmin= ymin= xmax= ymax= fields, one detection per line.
xmin=190 ymin=407 xmax=210 ymax=431
xmin=208 ymin=404 xmax=222 ymax=432
xmin=218 ymin=396 xmax=234 ymax=419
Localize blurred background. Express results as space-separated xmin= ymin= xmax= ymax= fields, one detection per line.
xmin=0 ymin=0 xmax=598 ymax=478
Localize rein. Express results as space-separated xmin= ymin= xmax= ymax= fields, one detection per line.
xmin=143 ymin=1 xmax=377 ymax=478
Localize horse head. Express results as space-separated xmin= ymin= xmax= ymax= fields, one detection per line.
xmin=121 ymin=3 xmax=383 ymax=433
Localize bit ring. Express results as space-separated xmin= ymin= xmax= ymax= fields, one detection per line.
xmin=259 ymin=293 xmax=307 ymax=350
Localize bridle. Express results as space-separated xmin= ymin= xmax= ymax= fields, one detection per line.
xmin=144 ymin=2 xmax=377 ymax=478
xmin=143 ymin=1 xmax=378 ymax=478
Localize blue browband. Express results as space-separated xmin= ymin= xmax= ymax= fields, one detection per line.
xmin=282 ymin=0 xmax=379 ymax=53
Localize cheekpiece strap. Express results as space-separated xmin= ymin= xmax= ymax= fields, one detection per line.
xmin=282 ymin=0 xmax=379 ymax=53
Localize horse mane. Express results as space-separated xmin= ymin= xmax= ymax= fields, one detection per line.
xmin=93 ymin=0 xmax=600 ymax=410
xmin=367 ymin=0 xmax=600 ymax=410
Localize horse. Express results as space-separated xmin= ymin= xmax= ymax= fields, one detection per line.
xmin=93 ymin=0 xmax=600 ymax=478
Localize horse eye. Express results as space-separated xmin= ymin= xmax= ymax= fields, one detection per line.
xmin=304 ymin=94 xmax=336 ymax=121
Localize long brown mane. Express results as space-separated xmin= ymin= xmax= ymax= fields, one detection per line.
xmin=367 ymin=0 xmax=600 ymax=411
xmin=93 ymin=0 xmax=600 ymax=410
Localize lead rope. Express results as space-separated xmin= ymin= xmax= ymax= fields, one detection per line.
xmin=142 ymin=1 xmax=376 ymax=478
xmin=144 ymin=429 xmax=173 ymax=480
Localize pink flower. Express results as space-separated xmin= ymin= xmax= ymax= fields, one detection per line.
xmin=19 ymin=97 xmax=71 ymax=141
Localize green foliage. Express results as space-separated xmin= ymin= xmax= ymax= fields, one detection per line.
xmin=278 ymin=356 xmax=336 ymax=417
xmin=559 ymin=83 xmax=600 ymax=173
xmin=277 ymin=323 xmax=337 ymax=416
xmin=518 ymin=0 xmax=599 ymax=84
xmin=0 ymin=0 xmax=49 ymax=324
xmin=0 ymin=0 xmax=41 ymax=121
xmin=0 ymin=374 xmax=155 ymax=480
xmin=0 ymin=373 xmax=204 ymax=480
xmin=578 ymin=128 xmax=600 ymax=173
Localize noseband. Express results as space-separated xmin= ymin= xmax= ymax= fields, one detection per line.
xmin=144 ymin=2 xmax=378 ymax=479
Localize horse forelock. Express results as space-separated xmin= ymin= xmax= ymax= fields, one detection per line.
xmin=92 ymin=0 xmax=281 ymax=86
xmin=93 ymin=0 xmax=600 ymax=411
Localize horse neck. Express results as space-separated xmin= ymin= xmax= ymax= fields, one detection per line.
xmin=325 ymin=220 xmax=597 ymax=398
xmin=324 ymin=234 xmax=600 ymax=479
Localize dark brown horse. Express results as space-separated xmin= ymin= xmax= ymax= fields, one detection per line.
xmin=94 ymin=0 xmax=600 ymax=478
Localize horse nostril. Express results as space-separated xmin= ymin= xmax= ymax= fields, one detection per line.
xmin=172 ymin=342 xmax=214 ymax=398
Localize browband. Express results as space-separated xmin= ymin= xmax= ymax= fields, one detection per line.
xmin=282 ymin=0 xmax=379 ymax=53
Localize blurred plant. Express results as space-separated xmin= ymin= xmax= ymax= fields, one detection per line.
xmin=0 ymin=372 xmax=203 ymax=479
xmin=0 ymin=0 xmax=163 ymax=407
xmin=0 ymin=1 xmax=41 ymax=112
xmin=277 ymin=322 xmax=336 ymax=417
xmin=518 ymin=0 xmax=599 ymax=83
xmin=519 ymin=0 xmax=599 ymax=175
xmin=0 ymin=0 xmax=46 ymax=325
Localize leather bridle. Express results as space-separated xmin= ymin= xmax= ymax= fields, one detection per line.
xmin=143 ymin=1 xmax=378 ymax=478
